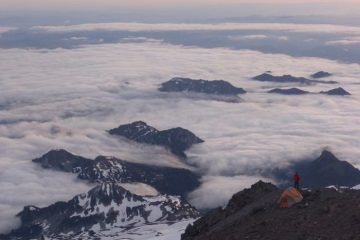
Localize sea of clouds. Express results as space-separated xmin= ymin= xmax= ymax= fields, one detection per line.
xmin=0 ymin=37 xmax=359 ymax=233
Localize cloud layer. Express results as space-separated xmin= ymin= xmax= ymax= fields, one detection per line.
xmin=32 ymin=22 xmax=360 ymax=35
xmin=0 ymin=41 xmax=359 ymax=232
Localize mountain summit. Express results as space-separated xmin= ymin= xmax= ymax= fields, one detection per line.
xmin=294 ymin=150 xmax=360 ymax=187
xmin=271 ymin=150 xmax=360 ymax=188
xmin=253 ymin=73 xmax=337 ymax=84
xmin=159 ymin=77 xmax=246 ymax=95
xmin=108 ymin=121 xmax=204 ymax=158
xmin=4 ymin=183 xmax=200 ymax=240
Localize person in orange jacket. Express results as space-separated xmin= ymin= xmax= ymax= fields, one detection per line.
xmin=293 ymin=172 xmax=300 ymax=190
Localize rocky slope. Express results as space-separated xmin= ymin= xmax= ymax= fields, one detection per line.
xmin=159 ymin=77 xmax=246 ymax=95
xmin=182 ymin=181 xmax=360 ymax=240
xmin=33 ymin=149 xmax=201 ymax=196
xmin=253 ymin=73 xmax=337 ymax=84
xmin=3 ymin=183 xmax=200 ymax=240
xmin=108 ymin=121 xmax=204 ymax=158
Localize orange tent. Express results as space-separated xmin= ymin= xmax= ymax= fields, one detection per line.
xmin=278 ymin=187 xmax=303 ymax=208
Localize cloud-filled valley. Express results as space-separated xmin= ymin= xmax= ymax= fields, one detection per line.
xmin=0 ymin=39 xmax=360 ymax=233
xmin=2 ymin=22 xmax=360 ymax=63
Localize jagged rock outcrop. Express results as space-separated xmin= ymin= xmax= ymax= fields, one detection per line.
xmin=159 ymin=77 xmax=246 ymax=95
xmin=33 ymin=149 xmax=201 ymax=196
xmin=253 ymin=73 xmax=338 ymax=84
xmin=182 ymin=181 xmax=360 ymax=240
xmin=320 ymin=87 xmax=351 ymax=96
xmin=108 ymin=121 xmax=204 ymax=158
xmin=268 ymin=88 xmax=309 ymax=95
xmin=311 ymin=71 xmax=332 ymax=79
xmin=3 ymin=183 xmax=200 ymax=240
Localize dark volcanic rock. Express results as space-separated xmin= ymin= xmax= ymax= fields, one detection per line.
xmin=33 ymin=149 xmax=201 ymax=196
xmin=320 ymin=87 xmax=351 ymax=96
xmin=294 ymin=150 xmax=360 ymax=187
xmin=159 ymin=77 xmax=246 ymax=95
xmin=253 ymin=73 xmax=338 ymax=84
xmin=272 ymin=150 xmax=360 ymax=188
xmin=182 ymin=181 xmax=360 ymax=240
xmin=4 ymin=183 xmax=200 ymax=240
xmin=311 ymin=71 xmax=332 ymax=79
xmin=268 ymin=88 xmax=309 ymax=95
xmin=108 ymin=121 xmax=204 ymax=158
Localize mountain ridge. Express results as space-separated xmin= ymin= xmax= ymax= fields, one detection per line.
xmin=108 ymin=121 xmax=204 ymax=158
xmin=3 ymin=183 xmax=200 ymax=240
xmin=33 ymin=149 xmax=201 ymax=196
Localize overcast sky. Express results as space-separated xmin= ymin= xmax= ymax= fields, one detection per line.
xmin=1 ymin=0 xmax=360 ymax=17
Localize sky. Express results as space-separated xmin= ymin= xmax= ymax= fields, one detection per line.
xmin=1 ymin=0 xmax=360 ymax=23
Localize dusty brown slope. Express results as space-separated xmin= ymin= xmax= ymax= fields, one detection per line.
xmin=182 ymin=181 xmax=360 ymax=240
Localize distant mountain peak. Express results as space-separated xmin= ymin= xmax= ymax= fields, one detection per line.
xmin=159 ymin=77 xmax=246 ymax=96
xmin=253 ymin=72 xmax=338 ymax=84
xmin=311 ymin=71 xmax=332 ymax=79
xmin=320 ymin=87 xmax=351 ymax=96
xmin=317 ymin=150 xmax=339 ymax=162
xmin=268 ymin=88 xmax=309 ymax=95
xmin=109 ymin=121 xmax=203 ymax=158
xmin=6 ymin=183 xmax=200 ymax=240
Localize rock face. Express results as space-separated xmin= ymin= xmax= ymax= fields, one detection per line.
xmin=108 ymin=121 xmax=204 ymax=158
xmin=4 ymin=183 xmax=200 ymax=240
xmin=181 ymin=181 xmax=360 ymax=240
xmin=311 ymin=71 xmax=332 ymax=79
xmin=320 ymin=87 xmax=351 ymax=96
xmin=159 ymin=77 xmax=246 ymax=95
xmin=33 ymin=149 xmax=201 ymax=196
xmin=272 ymin=150 xmax=360 ymax=188
xmin=253 ymin=73 xmax=337 ymax=84
xmin=268 ymin=88 xmax=309 ymax=95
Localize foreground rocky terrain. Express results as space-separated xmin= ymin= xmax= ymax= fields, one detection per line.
xmin=182 ymin=181 xmax=360 ymax=240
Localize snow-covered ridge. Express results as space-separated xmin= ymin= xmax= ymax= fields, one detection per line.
xmin=5 ymin=183 xmax=199 ymax=239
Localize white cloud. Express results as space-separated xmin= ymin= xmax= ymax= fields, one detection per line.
xmin=0 ymin=26 xmax=16 ymax=34
xmin=32 ymin=22 xmax=360 ymax=35
xmin=326 ymin=36 xmax=360 ymax=45
xmin=228 ymin=34 xmax=268 ymax=40
xmin=0 ymin=41 xmax=360 ymax=232
xmin=0 ymin=163 xmax=92 ymax=233
xmin=228 ymin=34 xmax=289 ymax=41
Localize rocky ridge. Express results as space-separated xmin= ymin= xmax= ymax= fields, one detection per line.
xmin=3 ymin=183 xmax=200 ymax=240
xmin=182 ymin=181 xmax=360 ymax=240
xmin=33 ymin=149 xmax=201 ymax=196
xmin=108 ymin=121 xmax=204 ymax=158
